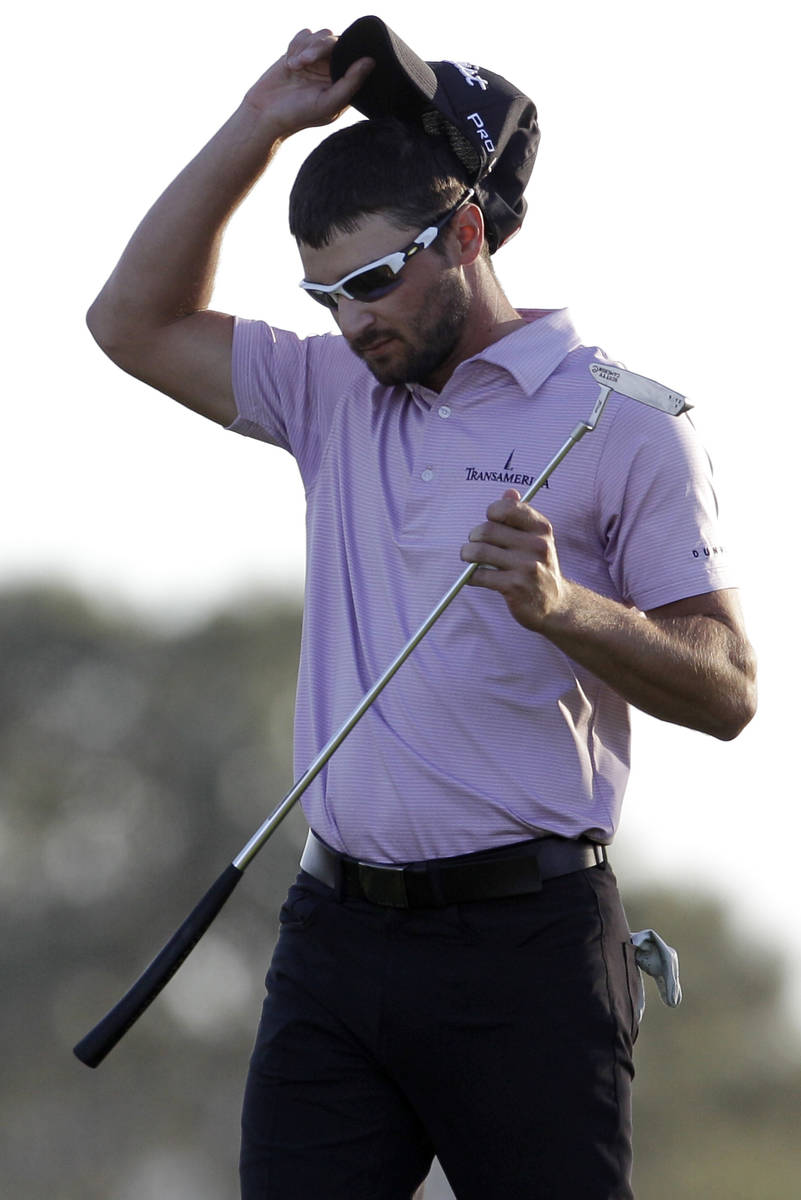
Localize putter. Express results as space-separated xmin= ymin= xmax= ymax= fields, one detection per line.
xmin=74 ymin=364 xmax=690 ymax=1068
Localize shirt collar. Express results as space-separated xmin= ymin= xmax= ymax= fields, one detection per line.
xmin=402 ymin=308 xmax=581 ymax=407
xmin=474 ymin=308 xmax=582 ymax=396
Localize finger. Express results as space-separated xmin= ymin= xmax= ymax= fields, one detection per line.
xmin=325 ymin=55 xmax=375 ymax=103
xmin=488 ymin=487 xmax=523 ymax=516
xmin=485 ymin=496 xmax=550 ymax=533
xmin=467 ymin=519 xmax=537 ymax=552
xmin=467 ymin=523 xmax=512 ymax=552
xmin=286 ymin=28 xmax=335 ymax=68
xmin=465 ymin=563 xmax=508 ymax=591
xmin=299 ymin=57 xmax=372 ymax=127
xmin=484 ymin=494 xmax=527 ymax=524
xmin=461 ymin=540 xmax=511 ymax=570
xmin=484 ymin=491 xmax=528 ymax=524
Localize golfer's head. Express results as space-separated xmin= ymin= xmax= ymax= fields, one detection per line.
xmin=290 ymin=119 xmax=488 ymax=387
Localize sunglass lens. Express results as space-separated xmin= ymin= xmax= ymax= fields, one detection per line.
xmin=347 ymin=264 xmax=400 ymax=302
xmin=308 ymin=289 xmax=339 ymax=310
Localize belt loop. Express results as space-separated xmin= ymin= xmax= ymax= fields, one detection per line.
xmin=593 ymin=843 xmax=608 ymax=868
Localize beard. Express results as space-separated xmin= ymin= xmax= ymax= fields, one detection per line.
xmin=349 ymin=268 xmax=472 ymax=388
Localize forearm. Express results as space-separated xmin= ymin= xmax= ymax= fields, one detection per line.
xmin=84 ymin=32 xmax=372 ymax=422
xmin=87 ymin=31 xmax=374 ymax=353
xmin=463 ymin=491 xmax=757 ymax=741
xmin=87 ymin=101 xmax=281 ymax=348
xmin=543 ymin=583 xmax=757 ymax=740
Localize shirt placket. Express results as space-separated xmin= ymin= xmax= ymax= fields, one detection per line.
xmin=400 ymin=391 xmax=458 ymax=546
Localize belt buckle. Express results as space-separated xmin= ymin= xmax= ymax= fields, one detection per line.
xmin=358 ymin=862 xmax=409 ymax=908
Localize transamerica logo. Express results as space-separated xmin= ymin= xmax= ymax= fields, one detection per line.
xmin=464 ymin=449 xmax=548 ymax=488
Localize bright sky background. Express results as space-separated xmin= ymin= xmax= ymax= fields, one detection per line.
xmin=4 ymin=2 xmax=799 ymax=1024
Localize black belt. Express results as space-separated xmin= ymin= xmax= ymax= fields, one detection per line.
xmin=300 ymin=830 xmax=608 ymax=909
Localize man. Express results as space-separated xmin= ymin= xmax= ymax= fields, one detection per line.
xmin=87 ymin=17 xmax=757 ymax=1200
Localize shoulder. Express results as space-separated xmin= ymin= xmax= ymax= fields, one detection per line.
xmin=232 ymin=318 xmax=370 ymax=420
xmin=230 ymin=318 xmax=380 ymax=456
xmin=233 ymin=318 xmax=361 ymax=384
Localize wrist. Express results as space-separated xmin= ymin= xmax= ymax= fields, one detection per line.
xmin=537 ymin=578 xmax=584 ymax=639
xmin=231 ymin=95 xmax=290 ymax=154
xmin=237 ymin=93 xmax=292 ymax=145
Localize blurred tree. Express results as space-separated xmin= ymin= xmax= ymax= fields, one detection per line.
xmin=1 ymin=588 xmax=798 ymax=1198
xmin=1 ymin=587 xmax=305 ymax=1199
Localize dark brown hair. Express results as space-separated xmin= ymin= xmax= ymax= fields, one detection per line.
xmin=289 ymin=117 xmax=471 ymax=249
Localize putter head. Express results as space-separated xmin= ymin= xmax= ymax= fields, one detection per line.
xmin=589 ymin=364 xmax=692 ymax=416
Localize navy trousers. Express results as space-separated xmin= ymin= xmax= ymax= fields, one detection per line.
xmin=240 ymin=861 xmax=640 ymax=1199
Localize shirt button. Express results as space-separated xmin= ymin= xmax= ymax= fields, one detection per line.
xmin=421 ymin=468 xmax=435 ymax=482
xmin=438 ymin=405 xmax=452 ymax=419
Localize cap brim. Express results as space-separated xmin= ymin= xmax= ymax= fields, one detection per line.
xmin=331 ymin=15 xmax=437 ymax=120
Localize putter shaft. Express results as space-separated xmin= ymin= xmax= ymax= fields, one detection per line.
xmin=74 ymin=385 xmax=613 ymax=1066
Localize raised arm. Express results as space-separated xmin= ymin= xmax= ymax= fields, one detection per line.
xmin=86 ymin=29 xmax=373 ymax=425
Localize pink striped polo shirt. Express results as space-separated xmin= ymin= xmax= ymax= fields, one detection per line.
xmin=230 ymin=308 xmax=735 ymax=863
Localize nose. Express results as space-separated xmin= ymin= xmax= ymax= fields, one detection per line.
xmin=334 ymin=296 xmax=377 ymax=342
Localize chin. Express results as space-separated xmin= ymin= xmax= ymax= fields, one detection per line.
xmin=359 ymin=271 xmax=471 ymax=388
xmin=357 ymin=342 xmax=415 ymax=387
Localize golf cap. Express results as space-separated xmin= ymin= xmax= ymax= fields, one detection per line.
xmin=330 ymin=15 xmax=540 ymax=253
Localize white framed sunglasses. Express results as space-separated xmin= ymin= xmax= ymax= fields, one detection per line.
xmin=299 ymin=189 xmax=475 ymax=310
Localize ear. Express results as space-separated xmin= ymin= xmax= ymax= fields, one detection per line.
xmin=451 ymin=202 xmax=485 ymax=267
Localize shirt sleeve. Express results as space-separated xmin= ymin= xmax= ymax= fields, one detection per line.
xmin=227 ymin=317 xmax=360 ymax=489
xmin=595 ymin=400 xmax=736 ymax=611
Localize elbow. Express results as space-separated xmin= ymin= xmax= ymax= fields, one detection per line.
xmin=711 ymin=671 xmax=758 ymax=742
xmin=85 ymin=293 xmax=149 ymax=373
xmin=86 ymin=294 xmax=120 ymax=358
xmin=718 ymin=690 xmax=758 ymax=741
xmin=708 ymin=632 xmax=759 ymax=741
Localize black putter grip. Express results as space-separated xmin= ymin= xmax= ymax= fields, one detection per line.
xmin=73 ymin=862 xmax=243 ymax=1068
